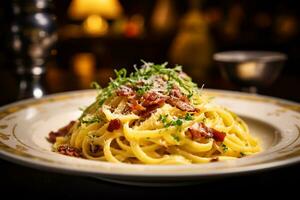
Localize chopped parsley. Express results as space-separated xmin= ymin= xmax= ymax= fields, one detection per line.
xmin=184 ymin=113 xmax=194 ymax=121
xmin=171 ymin=134 xmax=180 ymax=142
xmin=158 ymin=114 xmax=173 ymax=127
xmin=221 ymin=144 xmax=228 ymax=152
xmin=158 ymin=114 xmax=174 ymax=128
xmin=170 ymin=119 xmax=183 ymax=126
xmin=159 ymin=113 xmax=193 ymax=128
xmin=159 ymin=114 xmax=168 ymax=124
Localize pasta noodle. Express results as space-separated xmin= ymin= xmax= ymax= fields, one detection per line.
xmin=49 ymin=61 xmax=260 ymax=164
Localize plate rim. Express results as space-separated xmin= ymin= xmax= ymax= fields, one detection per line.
xmin=0 ymin=89 xmax=300 ymax=178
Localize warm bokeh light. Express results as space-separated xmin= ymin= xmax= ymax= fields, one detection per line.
xmin=68 ymin=0 xmax=122 ymax=19
xmin=83 ymin=15 xmax=108 ymax=36
xmin=73 ymin=53 xmax=96 ymax=77
xmin=275 ymin=15 xmax=298 ymax=38
xmin=72 ymin=53 xmax=96 ymax=88
xmin=124 ymin=15 xmax=144 ymax=38
xmin=1 ymin=0 xmax=299 ymax=103
xmin=151 ymin=0 xmax=176 ymax=34
xmin=237 ymin=62 xmax=263 ymax=80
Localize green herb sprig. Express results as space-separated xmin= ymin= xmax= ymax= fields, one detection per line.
xmin=80 ymin=115 xmax=101 ymax=125
xmin=80 ymin=61 xmax=199 ymax=120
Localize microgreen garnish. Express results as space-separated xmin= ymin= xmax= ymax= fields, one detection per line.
xmin=90 ymin=82 xmax=101 ymax=90
xmin=80 ymin=61 xmax=200 ymax=120
xmin=80 ymin=115 xmax=101 ymax=125
xmin=136 ymin=82 xmax=153 ymax=96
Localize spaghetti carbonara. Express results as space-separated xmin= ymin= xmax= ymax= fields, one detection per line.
xmin=48 ymin=61 xmax=260 ymax=164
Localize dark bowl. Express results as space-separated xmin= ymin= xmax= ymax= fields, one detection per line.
xmin=213 ymin=51 xmax=287 ymax=88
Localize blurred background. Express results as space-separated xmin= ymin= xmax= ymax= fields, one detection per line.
xmin=0 ymin=0 xmax=299 ymax=105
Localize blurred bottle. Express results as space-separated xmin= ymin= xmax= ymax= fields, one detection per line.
xmin=169 ymin=0 xmax=214 ymax=81
xmin=222 ymin=3 xmax=244 ymax=42
xmin=8 ymin=0 xmax=57 ymax=99
xmin=151 ymin=0 xmax=177 ymax=35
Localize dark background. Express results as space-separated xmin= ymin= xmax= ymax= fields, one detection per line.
xmin=1 ymin=158 xmax=300 ymax=197
xmin=0 ymin=0 xmax=300 ymax=105
xmin=0 ymin=0 xmax=300 ymax=197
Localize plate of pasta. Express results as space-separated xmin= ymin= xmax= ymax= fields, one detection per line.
xmin=0 ymin=61 xmax=300 ymax=186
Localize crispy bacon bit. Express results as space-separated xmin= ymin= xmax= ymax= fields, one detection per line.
xmin=166 ymin=98 xmax=196 ymax=112
xmin=166 ymin=86 xmax=196 ymax=112
xmin=48 ymin=121 xmax=75 ymax=143
xmin=187 ymin=122 xmax=226 ymax=142
xmin=141 ymin=91 xmax=167 ymax=107
xmin=107 ymin=119 xmax=121 ymax=132
xmin=138 ymin=104 xmax=161 ymax=118
xmin=169 ymin=86 xmax=190 ymax=102
xmin=57 ymin=145 xmax=81 ymax=157
xmin=169 ymin=86 xmax=185 ymax=99
xmin=116 ymin=85 xmax=136 ymax=97
xmin=128 ymin=99 xmax=146 ymax=112
xmin=187 ymin=123 xmax=213 ymax=140
xmin=125 ymin=91 xmax=168 ymax=118
xmin=212 ymin=129 xmax=226 ymax=142
xmin=116 ymin=85 xmax=148 ymax=114
xmin=116 ymin=84 xmax=197 ymax=118
xmin=210 ymin=157 xmax=219 ymax=162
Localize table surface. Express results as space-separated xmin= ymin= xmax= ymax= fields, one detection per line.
xmin=1 ymin=158 xmax=299 ymax=197
xmin=0 ymin=66 xmax=299 ymax=196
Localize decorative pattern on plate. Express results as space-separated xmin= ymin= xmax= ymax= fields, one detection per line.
xmin=0 ymin=90 xmax=299 ymax=185
xmin=0 ymin=132 xmax=10 ymax=140
xmin=0 ymin=125 xmax=8 ymax=129
xmin=15 ymin=145 xmax=28 ymax=152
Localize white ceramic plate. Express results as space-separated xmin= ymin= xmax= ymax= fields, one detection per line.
xmin=0 ymin=89 xmax=300 ymax=186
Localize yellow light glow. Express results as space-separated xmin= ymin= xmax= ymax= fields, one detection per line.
xmin=237 ymin=62 xmax=263 ymax=80
xmin=151 ymin=0 xmax=176 ymax=33
xmin=83 ymin=15 xmax=108 ymax=35
xmin=73 ymin=53 xmax=95 ymax=77
xmin=68 ymin=0 xmax=122 ymax=19
xmin=73 ymin=53 xmax=96 ymax=88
